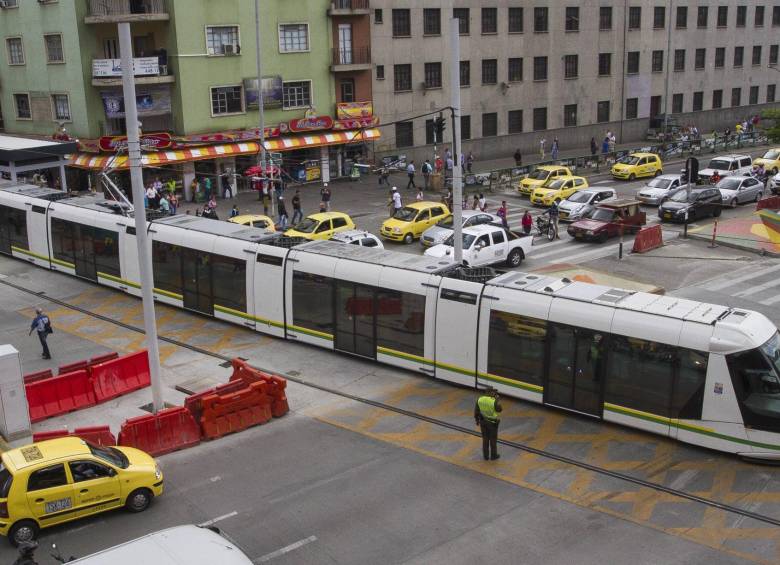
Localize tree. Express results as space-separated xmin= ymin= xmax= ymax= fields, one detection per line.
xmin=762 ymin=109 xmax=780 ymax=143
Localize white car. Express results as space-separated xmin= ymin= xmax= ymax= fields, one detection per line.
xmin=636 ymin=175 xmax=687 ymax=206
xmin=329 ymin=229 xmax=384 ymax=249
xmin=770 ymin=172 xmax=780 ymax=195
xmin=716 ymin=175 xmax=764 ymax=207
xmin=698 ymin=154 xmax=753 ymax=182
xmin=420 ymin=211 xmax=501 ymax=247
xmin=424 ymin=224 xmax=533 ymax=268
xmin=558 ymin=188 xmax=616 ymax=221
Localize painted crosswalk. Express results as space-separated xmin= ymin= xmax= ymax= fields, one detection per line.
xmin=694 ymin=262 xmax=780 ymax=305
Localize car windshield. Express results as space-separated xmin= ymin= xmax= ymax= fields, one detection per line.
xmin=436 ymin=215 xmax=455 ymax=228
xmin=590 ymin=208 xmax=616 ymax=222
xmin=443 ymin=233 xmax=477 ymax=248
xmin=618 ymin=156 xmax=641 ymax=165
xmin=708 ymin=159 xmax=731 ymax=171
xmin=89 ymin=443 xmax=129 ymax=469
xmin=528 ymin=169 xmax=550 ymax=180
xmin=567 ymin=192 xmax=591 ymax=203
xmin=393 ymin=207 xmax=418 ymax=221
xmin=546 ymin=179 xmax=566 ymax=189
xmin=293 ymin=217 xmax=318 ymax=233
xmin=763 ymin=150 xmax=780 ymax=160
xmin=670 ymin=190 xmax=694 ymax=202
xmin=647 ymin=178 xmax=671 ymax=189
xmin=716 ymin=178 xmax=742 ymax=190
xmin=0 ymin=465 xmax=13 ymax=498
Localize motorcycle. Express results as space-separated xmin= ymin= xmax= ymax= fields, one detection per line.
xmin=535 ymin=215 xmax=556 ymax=242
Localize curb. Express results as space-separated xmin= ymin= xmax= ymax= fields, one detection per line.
xmin=685 ymin=231 xmax=780 ymax=258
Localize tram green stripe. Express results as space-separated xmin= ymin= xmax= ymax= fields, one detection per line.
xmin=377 ymin=347 xmax=433 ymax=366
xmin=97 ymin=272 xmax=141 ymax=289
xmin=478 ymin=372 xmax=543 ymax=393
xmin=12 ymin=247 xmax=74 ymax=268
xmin=288 ymin=324 xmax=333 ymax=341
xmin=154 ymin=288 xmax=182 ymax=300
xmin=212 ymin=305 xmax=285 ymax=329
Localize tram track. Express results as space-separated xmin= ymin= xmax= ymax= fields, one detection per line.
xmin=4 ymin=276 xmax=780 ymax=529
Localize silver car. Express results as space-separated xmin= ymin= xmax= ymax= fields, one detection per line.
xmin=698 ymin=154 xmax=753 ymax=182
xmin=558 ymin=188 xmax=616 ymax=221
xmin=716 ymin=175 xmax=764 ymax=207
xmin=330 ymin=229 xmax=384 ymax=249
xmin=770 ymin=172 xmax=780 ymax=194
xmin=420 ymin=210 xmax=501 ymax=247
xmin=636 ymin=174 xmax=686 ymax=205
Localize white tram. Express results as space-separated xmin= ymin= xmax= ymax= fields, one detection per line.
xmin=2 ymin=184 xmax=780 ymax=459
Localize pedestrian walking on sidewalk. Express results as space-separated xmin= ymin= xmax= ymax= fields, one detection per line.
xmin=475 ymin=387 xmax=502 ymax=461
xmin=521 ymin=210 xmax=532 ymax=235
xmin=389 ymin=187 xmax=402 ymax=217
xmin=406 ymin=161 xmax=417 ymax=189
xmin=478 ymin=193 xmax=487 ymax=212
xmin=601 ymin=137 xmax=610 ymax=155
xmin=551 ymin=138 xmax=559 ymax=160
xmin=320 ymin=184 xmax=331 ymax=211
xmin=29 ymin=308 xmax=52 ymax=359
xmin=471 ymin=194 xmax=479 ymax=210
xmin=422 ymin=159 xmax=432 ymax=190
xmin=277 ymin=196 xmax=288 ymax=230
xmin=514 ymin=148 xmax=522 ymax=166
xmin=416 ymin=188 xmax=424 ymax=202
xmin=539 ymin=138 xmax=547 ymax=160
xmin=467 ymin=151 xmax=474 ymax=173
xmin=497 ymin=201 xmax=508 ymax=229
xmin=291 ymin=189 xmax=303 ymax=224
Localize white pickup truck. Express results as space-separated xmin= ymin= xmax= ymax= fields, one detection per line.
xmin=424 ymin=224 xmax=533 ymax=268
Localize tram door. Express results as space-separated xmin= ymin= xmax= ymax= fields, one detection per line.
xmin=334 ymin=281 xmax=376 ymax=359
xmin=73 ymin=225 xmax=97 ymax=282
xmin=544 ymin=325 xmax=604 ymax=417
xmin=182 ymin=249 xmax=214 ymax=315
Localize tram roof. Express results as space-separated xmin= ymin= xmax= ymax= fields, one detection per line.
xmin=488 ymin=271 xmax=729 ymax=325
xmin=153 ymin=214 xmax=279 ymax=243
xmin=1 ymin=183 xmax=70 ymax=201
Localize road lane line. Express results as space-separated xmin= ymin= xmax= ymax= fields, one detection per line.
xmin=255 ymin=536 xmax=318 ymax=563
xmin=733 ymin=277 xmax=780 ymax=298
xmin=199 ymin=510 xmax=238 ymax=527
xmin=538 ymin=241 xmax=629 ymax=265
xmin=703 ymin=263 xmax=780 ymax=291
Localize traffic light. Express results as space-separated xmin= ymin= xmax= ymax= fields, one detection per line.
xmin=435 ymin=116 xmax=446 ymax=138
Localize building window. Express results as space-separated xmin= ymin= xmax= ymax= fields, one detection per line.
xmin=460 ymin=60 xmax=470 ymax=86
xmin=393 ymin=64 xmax=412 ymax=92
xmin=736 ymin=5 xmax=747 ymax=27
xmin=771 ymin=45 xmax=779 ymax=66
xmin=715 ymin=47 xmax=725 ymax=68
xmin=563 ymin=54 xmax=578 ymax=79
xmin=206 ymin=25 xmax=240 ymax=56
xmin=508 ymin=7 xmax=523 ymax=33
xmin=676 ymin=6 xmax=688 ymax=28
xmin=282 ymin=80 xmax=311 ymax=109
xmin=482 ymin=112 xmax=497 ymax=137
xmin=596 ymin=100 xmax=610 ymax=123
xmin=753 ymin=45 xmax=762 ymax=66
xmin=598 ymin=53 xmax=612 ymax=76
xmin=461 ymin=115 xmax=471 ymax=140
xmin=626 ymin=97 xmax=638 ymax=119
xmin=534 ymin=7 xmax=548 ymax=32
xmin=695 ymin=48 xmax=706 ymax=70
xmin=533 ymin=107 xmax=547 ymax=131
xmin=768 ymin=84 xmax=777 ymax=103
xmin=672 ymin=93 xmax=683 ymax=114
xmin=565 ymin=7 xmax=579 ymax=31
xmin=423 ymin=8 xmax=441 ymax=35
xmin=674 ymin=49 xmax=685 ymax=72
xmin=533 ymin=56 xmax=548 ymax=81
xmin=482 ymin=59 xmax=497 ymax=84
xmin=717 ymin=6 xmax=728 ymax=27
xmin=713 ymin=89 xmax=723 ymax=108
xmin=774 ymin=6 xmax=780 ymax=26
xmin=424 ymin=62 xmax=442 ymax=88
xmin=376 ymin=65 xmax=385 ymax=80
xmin=395 ymin=121 xmax=413 ymax=148
xmin=51 ymin=94 xmax=70 ymax=121
xmin=374 ymin=9 xmax=383 ymax=24
xmin=278 ymin=23 xmax=309 ymax=52
xmin=653 ymin=6 xmax=665 ymax=28
xmin=650 ymin=95 xmax=662 ymax=117
xmin=340 ymin=78 xmax=354 ymax=102
xmin=482 ymin=7 xmax=497 ymax=33
xmin=563 ymin=104 xmax=577 ymax=127
xmin=210 ymin=85 xmax=243 ymax=115
xmin=731 ymin=87 xmax=742 ymax=106
xmin=750 ymin=85 xmax=760 ymax=104
xmin=628 ymin=7 xmax=641 ymax=30
xmin=734 ymin=46 xmax=744 ymax=67
xmin=6 ymin=37 xmax=24 ymax=65
xmin=44 ymin=34 xmax=64 ymax=64
xmin=600 ymin=6 xmax=613 ymax=30
xmin=756 ymin=6 xmax=765 ymax=26
xmin=392 ymin=9 xmax=411 ymax=37
xmin=652 ymin=50 xmax=664 ymax=72
xmin=508 ymin=109 xmax=523 ymax=134
xmin=626 ymin=51 xmax=640 ymax=74
xmin=697 ymin=6 xmax=708 ymax=28
xmin=693 ymin=91 xmax=704 ymax=111
xmin=13 ymin=93 xmax=31 ymax=120
xmin=508 ymin=57 xmax=523 ymax=82
xmin=454 ymin=8 xmax=470 ymax=35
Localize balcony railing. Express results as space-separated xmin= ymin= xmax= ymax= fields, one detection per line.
xmin=87 ymin=0 xmax=167 ymax=18
xmin=332 ymin=46 xmax=371 ymax=67
xmin=328 ymin=0 xmax=370 ymax=15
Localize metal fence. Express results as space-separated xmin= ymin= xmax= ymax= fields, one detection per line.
xmin=87 ymin=0 xmax=167 ymax=17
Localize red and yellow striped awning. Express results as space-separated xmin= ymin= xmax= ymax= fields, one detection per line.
xmin=68 ymin=129 xmax=381 ymax=171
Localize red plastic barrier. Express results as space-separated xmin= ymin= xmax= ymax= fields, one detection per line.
xmin=757 ymin=196 xmax=780 ymax=211
xmin=24 ymin=369 xmax=53 ymax=385
xmin=632 ymin=225 xmax=664 ymax=254
xmin=73 ymin=425 xmax=116 ymax=446
xmin=91 ymin=350 xmax=151 ymax=403
xmin=89 ymin=352 xmax=119 ymax=366
xmin=199 ymin=381 xmax=272 ymax=440
xmin=26 ymin=370 xmax=97 ymax=423
xmin=57 ymin=360 xmax=88 ymax=376
xmin=117 ymin=406 xmax=200 ymax=456
xmin=32 ymin=429 xmax=69 ymax=442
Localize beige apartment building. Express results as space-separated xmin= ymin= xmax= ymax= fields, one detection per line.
xmin=369 ymin=1 xmax=780 ymax=160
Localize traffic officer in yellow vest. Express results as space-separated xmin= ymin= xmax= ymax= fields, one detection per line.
xmin=474 ymin=387 xmax=503 ymax=460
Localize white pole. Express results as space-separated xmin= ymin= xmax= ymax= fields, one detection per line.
xmin=255 ymin=0 xmax=274 ymax=216
xmin=119 ymin=23 xmax=164 ymax=413
xmin=450 ymin=20 xmax=463 ymax=265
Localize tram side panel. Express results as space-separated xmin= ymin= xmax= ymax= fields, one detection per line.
xmin=148 ymin=224 xmax=188 ymax=308
xmin=434 ymin=278 xmax=484 ymax=388
xmin=0 ymin=194 xmax=47 ymax=267
xmin=118 ymin=223 xmax=142 ymax=297
xmin=210 ymin=236 xmax=256 ymax=329
xmin=251 ymin=246 xmax=289 ymax=338
xmin=284 ymin=250 xmax=337 ymax=349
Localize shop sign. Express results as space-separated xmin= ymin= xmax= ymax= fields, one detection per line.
xmin=93 ymin=57 xmax=160 ymax=78
xmin=332 ymin=116 xmax=380 ymax=130
xmin=244 ymin=76 xmax=283 ymax=109
xmin=337 ymin=101 xmax=373 ymax=120
xmin=174 ymin=127 xmax=280 ymax=147
xmin=281 ymin=116 xmax=334 ymax=133
xmin=101 ymin=86 xmax=171 ymax=119
xmin=99 ymin=132 xmax=173 ymax=152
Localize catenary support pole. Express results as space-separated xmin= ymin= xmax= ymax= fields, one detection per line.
xmin=119 ymin=22 xmax=164 ymax=414
xmin=450 ymin=20 xmax=463 ymax=265
xmin=255 ymin=0 xmax=273 ymax=215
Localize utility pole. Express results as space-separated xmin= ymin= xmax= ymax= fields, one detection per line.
xmin=450 ymin=20 xmax=463 ymax=265
xmin=118 ymin=22 xmax=164 ymax=413
xmin=255 ymin=0 xmax=273 ymax=215
xmin=663 ymin=0 xmax=674 ymax=139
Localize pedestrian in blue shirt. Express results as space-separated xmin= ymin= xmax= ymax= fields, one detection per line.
xmin=29 ymin=308 xmax=52 ymax=359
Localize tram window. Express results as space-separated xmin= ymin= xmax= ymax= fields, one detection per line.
xmin=375 ymin=289 xmax=425 ymax=357
xmin=152 ymin=241 xmax=182 ymax=295
xmin=671 ymin=349 xmax=707 ymax=419
xmin=32 ymin=205 xmax=46 ymax=214
xmin=126 ymin=226 xmax=136 ymax=235
xmin=292 ymin=271 xmax=334 ymax=336
xmin=212 ymin=255 xmax=246 ymax=312
xmin=0 ymin=205 xmax=28 ymax=252
xmin=92 ymin=227 xmax=120 ymax=277
xmin=51 ymin=218 xmax=76 ymax=265
xmin=727 ymin=333 xmax=780 ymax=430
xmin=606 ymin=336 xmax=675 ymax=418
xmin=257 ymin=253 xmax=283 ymax=266
xmin=487 ymin=310 xmax=545 ymax=387
xmin=440 ymin=288 xmax=477 ymax=305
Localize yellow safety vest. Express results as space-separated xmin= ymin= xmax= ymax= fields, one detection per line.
xmin=478 ymin=396 xmax=499 ymax=422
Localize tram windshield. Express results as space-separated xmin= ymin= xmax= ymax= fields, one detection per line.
xmin=727 ymin=332 xmax=780 ymax=428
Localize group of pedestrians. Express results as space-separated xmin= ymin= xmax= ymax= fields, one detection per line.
xmin=144 ymin=177 xmax=178 ymax=215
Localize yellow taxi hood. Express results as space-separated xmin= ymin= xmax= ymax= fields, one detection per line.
xmin=115 ymin=446 xmax=157 ymax=468
xmin=532 ymin=188 xmax=555 ymax=197
xmin=382 ymin=217 xmax=411 ymax=229
xmin=754 ymin=158 xmax=776 ymax=167
xmin=282 ymin=228 xmax=314 ymax=239
xmin=521 ymin=177 xmax=545 ymax=186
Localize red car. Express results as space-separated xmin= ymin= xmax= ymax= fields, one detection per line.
xmin=567 ymin=199 xmax=646 ymax=243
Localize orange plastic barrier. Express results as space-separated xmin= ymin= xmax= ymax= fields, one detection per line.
xmin=632 ymin=225 xmax=664 ymax=254
xmin=757 ymin=196 xmax=780 ymax=211
xmin=23 ymin=369 xmax=53 ymax=385
xmin=228 ymin=359 xmax=290 ymax=418
xmin=199 ymin=381 xmax=272 ymax=440
xmin=32 ymin=425 xmax=116 ymax=446
xmin=26 ymin=370 xmax=97 ymax=423
xmin=117 ymin=406 xmax=200 ymax=456
xmin=184 ymin=380 xmax=248 ymax=424
xmin=91 ymin=350 xmax=151 ymax=403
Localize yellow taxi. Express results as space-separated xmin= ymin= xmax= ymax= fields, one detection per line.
xmin=530 ymin=176 xmax=589 ymax=206
xmin=518 ymin=165 xmax=572 ymax=195
xmin=611 ymin=152 xmax=663 ymax=180
xmin=284 ymin=211 xmax=355 ymax=241
xmin=753 ymin=148 xmax=780 ymax=174
xmin=228 ymin=214 xmax=276 ymax=231
xmin=0 ymin=437 xmax=163 ymax=546
xmin=381 ymin=201 xmax=450 ymax=244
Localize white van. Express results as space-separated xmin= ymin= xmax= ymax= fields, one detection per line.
xmin=68 ymin=525 xmax=253 ymax=564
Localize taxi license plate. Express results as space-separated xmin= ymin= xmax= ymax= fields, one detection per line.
xmin=560 ymin=213 xmax=568 ymax=218
xmin=574 ymin=232 xmax=583 ymax=238
xmin=664 ymin=212 xmax=672 ymax=219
